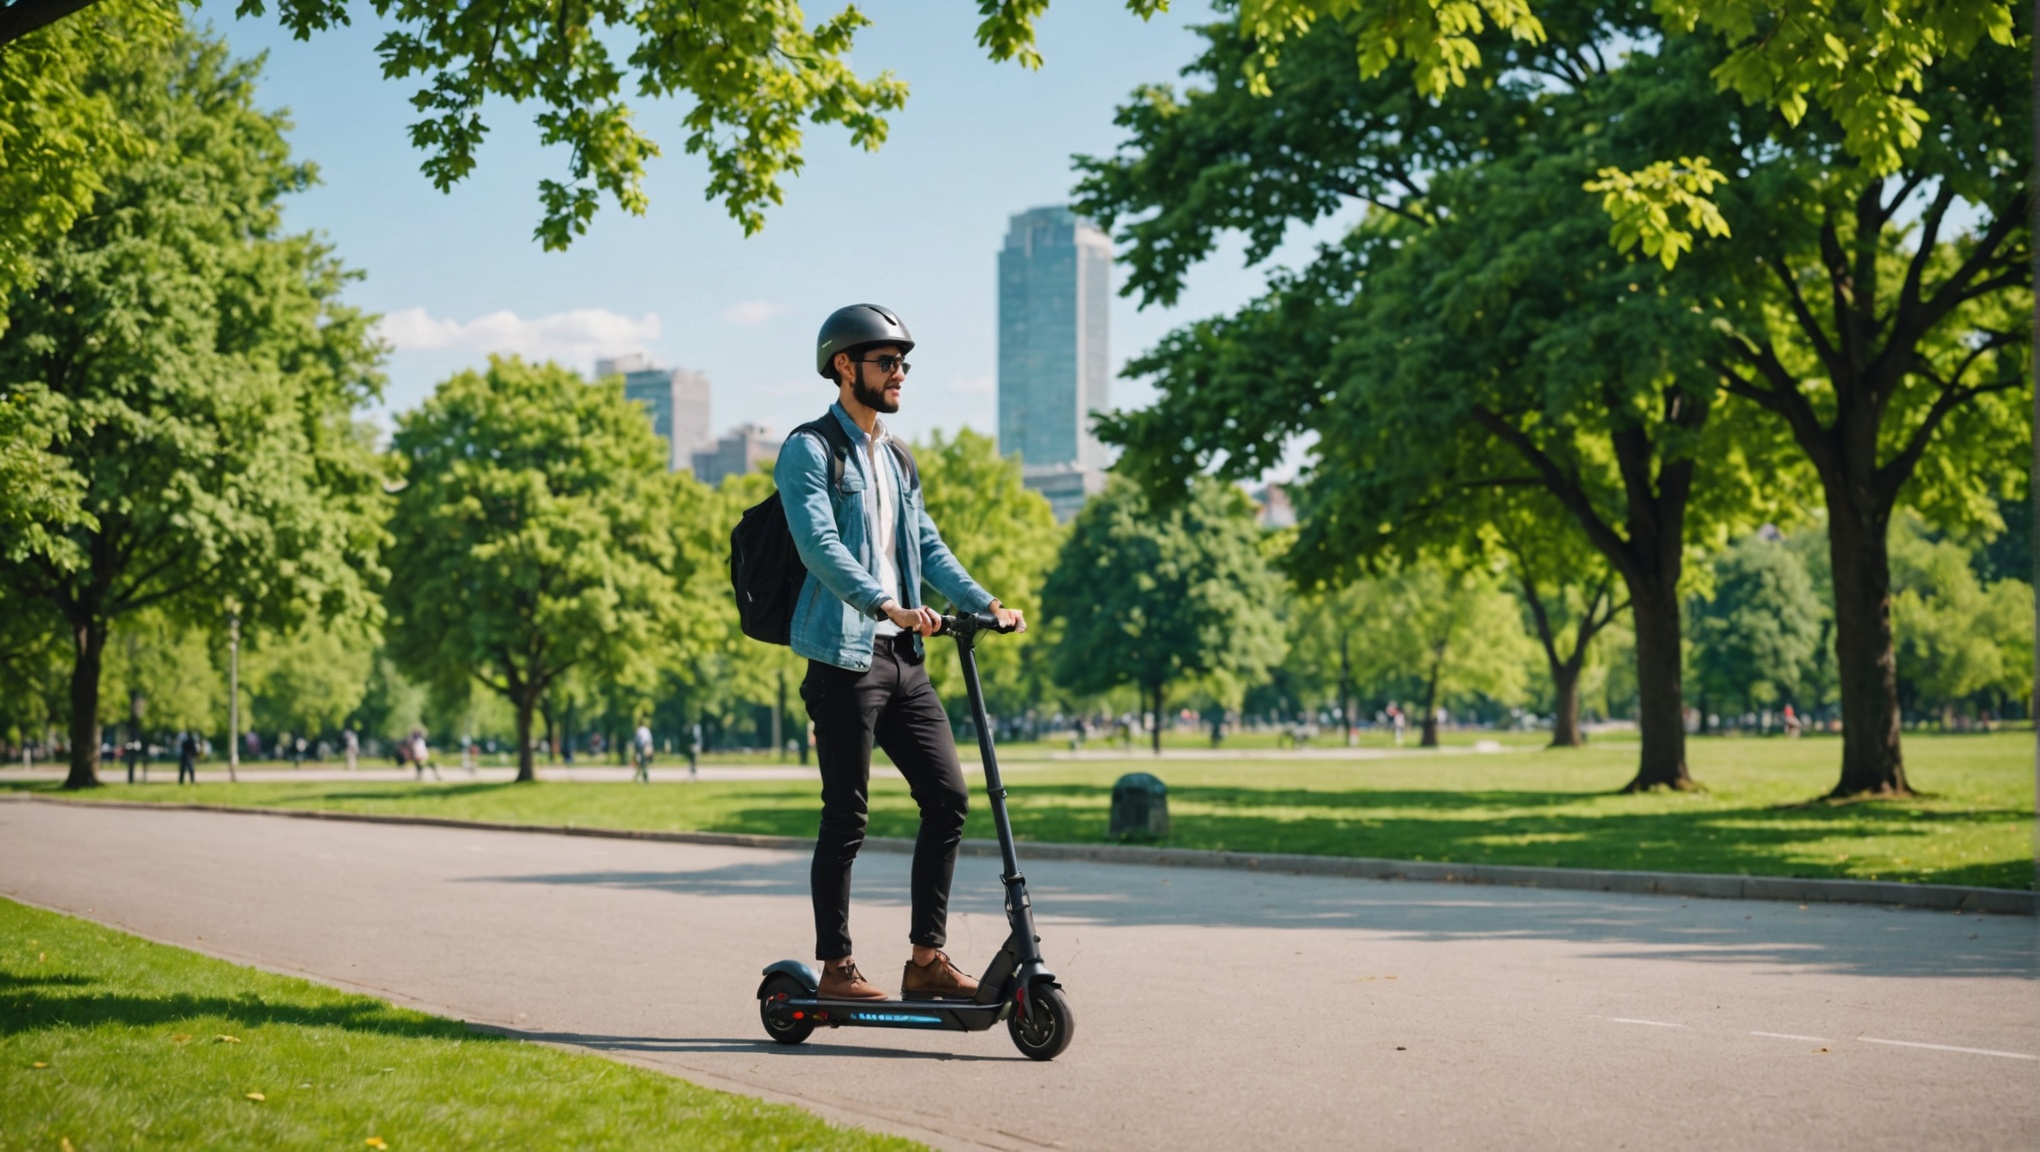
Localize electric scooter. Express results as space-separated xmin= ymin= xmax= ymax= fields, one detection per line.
xmin=757 ymin=610 xmax=1075 ymax=1061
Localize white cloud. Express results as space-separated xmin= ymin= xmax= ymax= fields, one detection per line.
xmin=951 ymin=374 xmax=994 ymax=395
xmin=717 ymin=300 xmax=791 ymax=327
xmin=376 ymin=307 xmax=662 ymax=367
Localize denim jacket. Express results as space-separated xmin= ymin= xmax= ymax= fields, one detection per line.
xmin=776 ymin=403 xmax=995 ymax=672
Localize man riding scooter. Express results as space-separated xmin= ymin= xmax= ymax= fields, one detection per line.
xmin=775 ymin=303 xmax=1027 ymax=1002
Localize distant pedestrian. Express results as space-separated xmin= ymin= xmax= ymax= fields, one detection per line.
xmin=410 ymin=729 xmax=440 ymax=781
xmin=177 ymin=733 xmax=199 ymax=785
xmin=1388 ymin=704 xmax=1407 ymax=747
xmin=1782 ymin=704 xmax=1801 ymax=739
xmin=633 ymin=723 xmax=654 ymax=784
xmin=343 ymin=727 xmax=359 ymax=771
xmin=689 ymin=723 xmax=703 ymax=780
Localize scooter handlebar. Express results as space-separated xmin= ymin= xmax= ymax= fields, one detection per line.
xmin=935 ymin=611 xmax=1017 ymax=637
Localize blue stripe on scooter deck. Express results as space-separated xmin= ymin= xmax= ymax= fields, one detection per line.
xmin=848 ymin=1011 xmax=948 ymax=1025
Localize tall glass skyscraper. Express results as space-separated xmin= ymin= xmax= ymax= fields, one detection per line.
xmin=998 ymin=206 xmax=1111 ymax=520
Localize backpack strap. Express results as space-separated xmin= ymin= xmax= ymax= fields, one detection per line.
xmin=794 ymin=411 xmax=917 ymax=493
xmin=793 ymin=413 xmax=853 ymax=490
xmin=886 ymin=439 xmax=920 ymax=493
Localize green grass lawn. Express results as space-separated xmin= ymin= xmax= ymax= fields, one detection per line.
xmin=0 ymin=898 xmax=919 ymax=1152
xmin=11 ymin=731 xmax=2033 ymax=890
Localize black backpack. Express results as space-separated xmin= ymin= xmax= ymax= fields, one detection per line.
xmin=730 ymin=414 xmax=920 ymax=645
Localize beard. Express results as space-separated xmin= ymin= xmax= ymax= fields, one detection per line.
xmin=852 ymin=373 xmax=899 ymax=414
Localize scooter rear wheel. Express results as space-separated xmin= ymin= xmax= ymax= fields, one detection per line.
xmin=1008 ymin=984 xmax=1074 ymax=1060
xmin=759 ymin=975 xmax=815 ymax=1045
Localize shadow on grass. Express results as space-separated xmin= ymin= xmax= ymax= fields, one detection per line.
xmin=0 ymin=966 xmax=483 ymax=1043
xmin=585 ymin=779 xmax=2031 ymax=889
xmin=303 ymin=782 xmax=524 ymax=804
xmin=1009 ymin=785 xmax=2032 ymax=888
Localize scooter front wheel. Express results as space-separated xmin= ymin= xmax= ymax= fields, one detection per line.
xmin=759 ymin=975 xmax=815 ymax=1045
xmin=1008 ymin=984 xmax=1074 ymax=1061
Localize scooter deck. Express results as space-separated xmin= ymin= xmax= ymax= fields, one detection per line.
xmin=776 ymin=995 xmax=1011 ymax=1033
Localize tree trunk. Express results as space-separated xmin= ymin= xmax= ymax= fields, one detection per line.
xmin=514 ymin=691 xmax=539 ymax=783
xmin=1623 ymin=578 xmax=1694 ymax=791
xmin=1150 ymin=682 xmax=1165 ymax=757
xmin=1418 ymin=660 xmax=1441 ymax=748
xmin=127 ymin=688 xmax=145 ymax=783
xmin=64 ymin=618 xmax=106 ymax=789
xmin=1549 ymin=658 xmax=1584 ymax=748
xmin=1827 ymin=503 xmax=1910 ymax=796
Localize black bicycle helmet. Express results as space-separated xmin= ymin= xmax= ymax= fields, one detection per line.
xmin=816 ymin=303 xmax=914 ymax=378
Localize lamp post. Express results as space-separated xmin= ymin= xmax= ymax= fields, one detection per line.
xmin=226 ymin=612 xmax=240 ymax=783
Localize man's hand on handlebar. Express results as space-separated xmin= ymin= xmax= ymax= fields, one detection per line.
xmin=881 ymin=600 xmax=943 ymax=636
xmin=989 ymin=599 xmax=1027 ymax=635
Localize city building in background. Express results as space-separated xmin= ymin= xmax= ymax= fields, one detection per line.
xmin=692 ymin=423 xmax=778 ymax=489
xmin=998 ymin=205 xmax=1112 ymax=521
xmin=595 ymin=354 xmax=712 ymax=473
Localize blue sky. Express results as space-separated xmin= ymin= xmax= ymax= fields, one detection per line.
xmin=207 ymin=0 xmax=1347 ymax=449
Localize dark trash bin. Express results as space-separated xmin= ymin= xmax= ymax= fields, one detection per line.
xmin=1110 ymin=772 xmax=1169 ymax=840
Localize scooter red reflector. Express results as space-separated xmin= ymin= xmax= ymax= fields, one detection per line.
xmin=792 ymin=1011 xmax=805 ymax=1019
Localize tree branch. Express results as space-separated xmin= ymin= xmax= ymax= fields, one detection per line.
xmin=1765 ymin=254 xmax=1843 ymax=377
xmin=1896 ymin=181 xmax=1958 ymax=316
xmin=1469 ymin=405 xmax=1632 ymax=574
xmin=1917 ymin=191 xmax=2028 ymax=330
xmin=0 ymin=0 xmax=99 ymax=47
xmin=1877 ymin=376 xmax=2023 ymax=503
xmin=1328 ymin=176 xmax=1430 ymax=226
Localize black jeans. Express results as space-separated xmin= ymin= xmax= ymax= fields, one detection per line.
xmin=803 ymin=633 xmax=968 ymax=962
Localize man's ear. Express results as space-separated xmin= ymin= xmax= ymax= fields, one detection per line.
xmin=832 ymin=351 xmax=854 ymax=384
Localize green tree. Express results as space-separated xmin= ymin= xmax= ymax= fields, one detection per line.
xmin=914 ymin=427 xmax=1062 ymax=723
xmin=1077 ymin=9 xmax=1789 ymax=790
xmin=100 ymin=610 xmax=222 ymax=753
xmin=239 ymin=617 xmax=377 ymax=741
xmin=6 ymin=0 xmax=2004 ymax=260
xmin=672 ymin=466 xmax=805 ymax=756
xmin=353 ymin=650 xmax=429 ymax=748
xmin=1483 ymin=497 xmax=1628 ymax=748
xmin=0 ymin=0 xmax=179 ymax=321
xmin=1889 ymin=513 xmax=2035 ymax=722
xmin=1686 ymin=533 xmax=1826 ymax=725
xmin=1041 ymin=477 xmax=1285 ymax=755
xmin=385 ymin=356 xmax=690 ymax=782
xmin=1703 ymin=30 xmax=2029 ymax=794
xmin=0 ymin=19 xmax=388 ymax=788
xmin=0 ymin=588 xmax=67 ymax=754
xmin=1296 ymin=562 xmax=1534 ymax=747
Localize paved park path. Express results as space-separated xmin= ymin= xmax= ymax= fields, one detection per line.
xmin=3 ymin=800 xmax=2035 ymax=1151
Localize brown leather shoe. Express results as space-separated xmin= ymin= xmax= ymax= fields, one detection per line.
xmin=817 ymin=959 xmax=887 ymax=1001
xmin=902 ymin=951 xmax=980 ymax=1001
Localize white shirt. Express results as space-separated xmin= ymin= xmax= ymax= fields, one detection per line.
xmin=866 ymin=421 xmax=902 ymax=637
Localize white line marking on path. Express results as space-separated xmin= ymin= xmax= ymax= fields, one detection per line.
xmin=1749 ymin=1032 xmax=1829 ymax=1043
xmin=1597 ymin=1017 xmax=1684 ymax=1028
xmin=1858 ymin=1037 xmax=2037 ymax=1061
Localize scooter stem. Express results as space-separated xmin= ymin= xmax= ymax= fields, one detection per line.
xmin=944 ymin=613 xmax=1049 ymax=979
xmin=955 ymin=634 xmax=1024 ymax=882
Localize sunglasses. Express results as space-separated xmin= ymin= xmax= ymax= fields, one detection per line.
xmin=853 ymin=354 xmax=912 ymax=376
